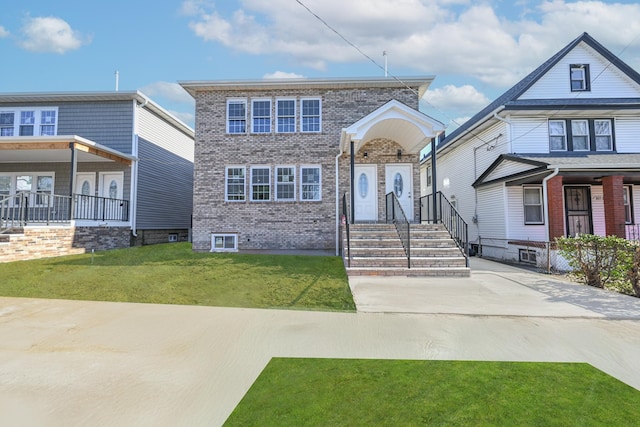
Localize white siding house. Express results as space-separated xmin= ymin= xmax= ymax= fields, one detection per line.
xmin=420 ymin=33 xmax=640 ymax=269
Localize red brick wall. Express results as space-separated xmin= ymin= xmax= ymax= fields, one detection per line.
xmin=602 ymin=175 xmax=626 ymax=238
xmin=547 ymin=175 xmax=565 ymax=240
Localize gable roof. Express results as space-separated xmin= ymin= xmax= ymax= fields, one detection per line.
xmin=340 ymin=99 xmax=444 ymax=154
xmin=439 ymin=32 xmax=640 ymax=151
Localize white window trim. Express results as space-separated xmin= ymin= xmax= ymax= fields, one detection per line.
xmin=250 ymin=165 xmax=271 ymax=202
xmin=225 ymin=165 xmax=246 ymax=202
xmin=548 ymin=120 xmax=567 ymax=152
xmin=276 ymin=98 xmax=296 ymax=133
xmin=523 ymin=186 xmax=544 ymax=225
xmin=226 ymin=99 xmax=247 ymax=134
xmin=275 ymin=165 xmax=296 ymax=201
xmin=0 ymin=107 xmax=59 ymax=137
xmin=624 ymin=185 xmax=633 ymax=225
xmin=571 ymin=119 xmax=590 ymax=152
xmin=300 ymin=98 xmax=322 ymax=133
xmin=300 ymin=165 xmax=322 ymax=201
xmin=570 ymin=64 xmax=589 ymax=92
xmin=0 ymin=172 xmax=55 ymax=206
xmin=211 ymin=233 xmax=238 ymax=252
xmin=594 ymin=119 xmax=613 ymax=152
xmin=251 ymin=98 xmax=272 ymax=134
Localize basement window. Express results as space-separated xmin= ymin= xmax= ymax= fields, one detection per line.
xmin=519 ymin=249 xmax=537 ymax=265
xmin=168 ymin=233 xmax=178 ymax=242
xmin=211 ymin=234 xmax=237 ymax=252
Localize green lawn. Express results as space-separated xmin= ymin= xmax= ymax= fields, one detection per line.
xmin=0 ymin=243 xmax=355 ymax=311
xmin=225 ymin=358 xmax=640 ymax=426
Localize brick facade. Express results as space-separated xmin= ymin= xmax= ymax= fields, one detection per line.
xmin=602 ymin=175 xmax=626 ymax=238
xmin=0 ymin=226 xmax=130 ymax=263
xmin=191 ymin=82 xmax=424 ymax=252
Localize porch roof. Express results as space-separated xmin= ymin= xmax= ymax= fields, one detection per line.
xmin=473 ymin=153 xmax=640 ymax=188
xmin=0 ymin=136 xmax=136 ymax=165
xmin=339 ymin=100 xmax=445 ymax=155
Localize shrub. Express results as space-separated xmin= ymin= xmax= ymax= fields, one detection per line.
xmin=556 ymin=234 xmax=633 ymax=289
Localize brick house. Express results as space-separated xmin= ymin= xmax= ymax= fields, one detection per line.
xmin=180 ymin=77 xmax=446 ymax=255
xmin=421 ymin=33 xmax=640 ymax=269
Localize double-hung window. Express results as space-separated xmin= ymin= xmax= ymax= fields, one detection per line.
xmin=301 ymin=98 xmax=321 ymax=133
xmin=276 ymin=166 xmax=295 ymax=201
xmin=19 ymin=111 xmax=36 ymax=136
xmin=225 ymin=166 xmax=246 ymax=201
xmin=595 ymin=120 xmax=613 ymax=151
xmin=276 ymin=99 xmax=296 ymax=133
xmin=624 ymin=186 xmax=633 ymax=224
xmin=0 ymin=112 xmax=14 ymax=136
xmin=250 ymin=166 xmax=271 ymax=201
xmin=523 ymin=187 xmax=544 ymax=225
xmin=549 ymin=120 xmax=567 ymax=151
xmin=571 ymin=120 xmax=589 ymax=151
xmin=570 ymin=64 xmax=590 ymax=91
xmin=300 ymin=166 xmax=321 ymax=201
xmin=40 ymin=110 xmax=57 ymax=135
xmin=251 ymin=99 xmax=271 ymax=133
xmin=227 ymin=100 xmax=247 ymax=134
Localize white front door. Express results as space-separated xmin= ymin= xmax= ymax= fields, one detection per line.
xmin=386 ymin=164 xmax=413 ymax=220
xmin=354 ymin=165 xmax=377 ymax=221
xmin=100 ymin=172 xmax=123 ymax=200
xmin=75 ymin=172 xmax=95 ymax=219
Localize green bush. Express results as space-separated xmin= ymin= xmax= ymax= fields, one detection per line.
xmin=556 ymin=234 xmax=635 ymax=292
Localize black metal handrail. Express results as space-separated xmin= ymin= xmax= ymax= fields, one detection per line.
xmin=0 ymin=192 xmax=129 ymax=230
xmin=341 ymin=193 xmax=351 ymax=267
xmin=386 ymin=192 xmax=410 ymax=268
xmin=420 ymin=192 xmax=469 ymax=267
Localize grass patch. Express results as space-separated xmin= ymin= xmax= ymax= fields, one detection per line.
xmin=0 ymin=243 xmax=354 ymax=311
xmin=225 ymin=358 xmax=640 ymax=426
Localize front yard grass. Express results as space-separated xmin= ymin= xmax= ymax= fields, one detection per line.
xmin=225 ymin=358 xmax=640 ymax=426
xmin=0 ymin=243 xmax=355 ymax=311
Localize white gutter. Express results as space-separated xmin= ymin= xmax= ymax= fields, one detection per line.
xmin=335 ymin=150 xmax=342 ymax=256
xmin=542 ymin=167 xmax=560 ymax=242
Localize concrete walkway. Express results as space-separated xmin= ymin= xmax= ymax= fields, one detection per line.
xmin=1 ymin=258 xmax=639 ymax=426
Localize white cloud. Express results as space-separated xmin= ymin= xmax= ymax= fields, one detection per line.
xmin=140 ymin=81 xmax=195 ymax=105
xmin=168 ymin=110 xmax=195 ymax=127
xmin=263 ymin=71 xmax=305 ymax=79
xmin=183 ymin=0 xmax=640 ymax=88
xmin=0 ymin=26 xmax=9 ymax=38
xmin=424 ymin=85 xmax=490 ymax=113
xmin=20 ymin=17 xmax=89 ymax=54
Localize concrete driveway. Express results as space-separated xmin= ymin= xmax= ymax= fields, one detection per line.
xmin=1 ymin=258 xmax=640 ymax=426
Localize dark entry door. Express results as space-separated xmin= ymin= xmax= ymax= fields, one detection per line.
xmin=565 ymin=186 xmax=592 ymax=236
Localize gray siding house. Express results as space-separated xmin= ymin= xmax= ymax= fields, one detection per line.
xmin=0 ymin=91 xmax=194 ymax=262
xmin=180 ymin=77 xmax=446 ymax=257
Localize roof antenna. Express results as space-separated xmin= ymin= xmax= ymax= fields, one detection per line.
xmin=115 ymin=70 xmax=119 ymax=92
xmin=383 ymin=51 xmax=388 ymax=77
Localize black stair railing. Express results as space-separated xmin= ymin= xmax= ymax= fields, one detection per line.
xmin=420 ymin=192 xmax=469 ymax=267
xmin=385 ymin=192 xmax=410 ymax=268
xmin=341 ymin=193 xmax=351 ymax=267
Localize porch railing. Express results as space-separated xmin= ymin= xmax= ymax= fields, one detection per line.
xmin=626 ymin=224 xmax=640 ymax=242
xmin=341 ymin=193 xmax=351 ymax=267
xmin=386 ymin=192 xmax=410 ymax=268
xmin=1 ymin=191 xmax=129 ymax=232
xmin=420 ymin=192 xmax=469 ymax=267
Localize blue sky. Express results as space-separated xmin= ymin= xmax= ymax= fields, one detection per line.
xmin=2 ymin=0 xmax=640 ymax=131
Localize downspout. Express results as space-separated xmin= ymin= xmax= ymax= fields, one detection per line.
xmin=350 ymin=140 xmax=355 ymax=224
xmin=542 ymin=167 xmax=560 ymax=242
xmin=335 ymin=150 xmax=341 ymax=256
xmin=130 ymin=99 xmax=144 ymax=237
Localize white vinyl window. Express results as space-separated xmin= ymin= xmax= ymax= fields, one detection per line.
xmin=0 ymin=173 xmax=54 ymax=206
xmin=0 ymin=108 xmax=58 ymax=137
xmin=300 ymin=166 xmax=321 ymax=201
xmin=570 ymin=64 xmax=590 ymax=91
xmin=225 ymin=166 xmax=246 ymax=201
xmin=276 ymin=166 xmax=295 ymax=201
xmin=624 ymin=186 xmax=633 ymax=224
xmin=523 ymin=187 xmax=544 ymax=224
xmin=548 ymin=120 xmax=567 ymax=151
xmin=571 ymin=120 xmax=589 ymax=151
xmin=276 ymin=99 xmax=296 ymax=133
xmin=251 ymin=99 xmax=271 ymax=133
xmin=301 ymin=98 xmax=321 ymax=133
xmin=595 ymin=120 xmax=613 ymax=151
xmin=211 ymin=234 xmax=238 ymax=252
xmin=227 ymin=99 xmax=247 ymax=134
xmin=250 ymin=166 xmax=271 ymax=201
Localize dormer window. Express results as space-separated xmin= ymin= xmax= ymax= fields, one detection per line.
xmin=570 ymin=64 xmax=590 ymax=91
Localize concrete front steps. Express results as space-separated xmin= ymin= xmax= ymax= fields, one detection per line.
xmin=343 ymin=223 xmax=470 ymax=277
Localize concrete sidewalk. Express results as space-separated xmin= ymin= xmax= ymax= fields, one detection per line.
xmin=349 ymin=257 xmax=640 ymax=318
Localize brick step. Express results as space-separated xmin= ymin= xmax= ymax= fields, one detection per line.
xmin=346 ymin=267 xmax=471 ymax=277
